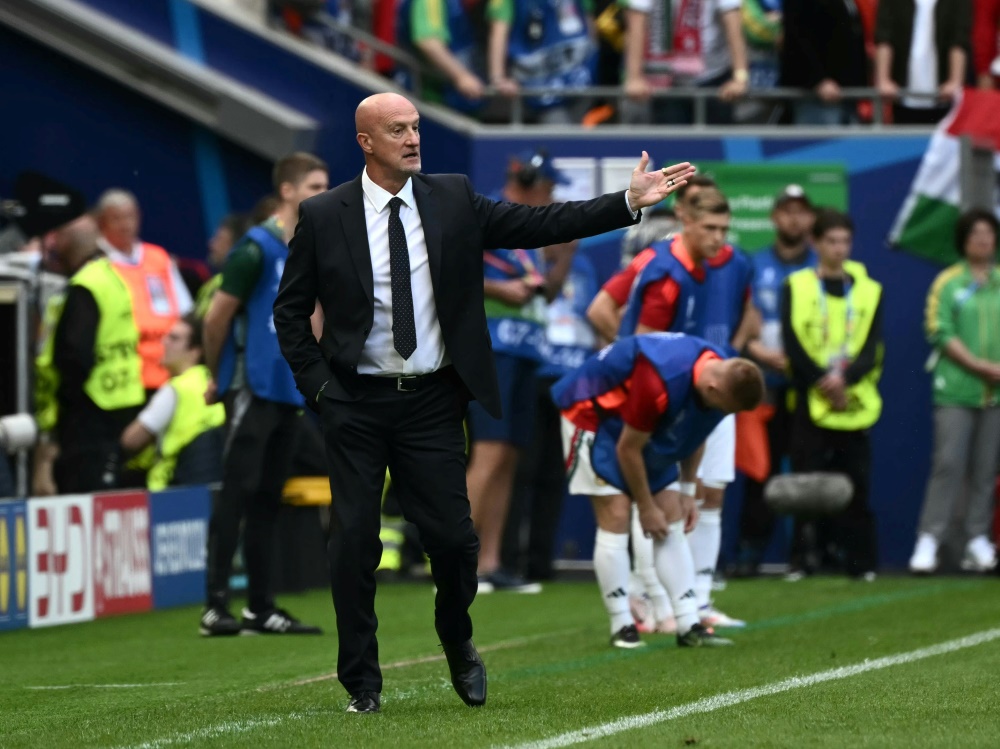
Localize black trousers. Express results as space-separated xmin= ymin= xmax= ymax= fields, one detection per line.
xmin=206 ymin=391 xmax=299 ymax=612
xmin=737 ymin=387 xmax=795 ymax=564
xmin=501 ymin=377 xmax=566 ymax=580
xmin=789 ymin=404 xmax=878 ymax=576
xmin=319 ymin=371 xmax=479 ymax=696
xmin=54 ymin=408 xmax=132 ymax=493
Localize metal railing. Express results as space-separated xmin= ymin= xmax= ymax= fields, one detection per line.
xmin=288 ymin=10 xmax=947 ymax=128
xmin=485 ymin=86 xmax=946 ymax=127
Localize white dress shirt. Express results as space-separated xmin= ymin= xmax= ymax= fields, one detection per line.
xmin=358 ymin=169 xmax=449 ymax=376
xmin=98 ymin=237 xmax=195 ymax=315
xmin=904 ymin=0 xmax=939 ymax=109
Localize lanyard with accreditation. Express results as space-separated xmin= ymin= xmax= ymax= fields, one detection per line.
xmin=816 ymin=271 xmax=854 ymax=372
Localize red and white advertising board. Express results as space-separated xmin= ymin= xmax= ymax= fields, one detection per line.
xmin=29 ymin=495 xmax=94 ymax=628
xmin=93 ymin=492 xmax=152 ymax=618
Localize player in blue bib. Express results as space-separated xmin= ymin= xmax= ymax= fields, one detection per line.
xmin=553 ymin=332 xmax=764 ymax=648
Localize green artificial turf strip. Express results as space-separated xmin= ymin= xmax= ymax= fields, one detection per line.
xmin=2 ymin=576 xmax=998 ymax=748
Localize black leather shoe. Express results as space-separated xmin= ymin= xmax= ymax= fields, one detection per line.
xmin=346 ymin=691 xmax=381 ymax=713
xmin=442 ymin=639 xmax=487 ymax=707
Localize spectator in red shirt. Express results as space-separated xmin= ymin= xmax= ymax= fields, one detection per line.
xmin=974 ymin=0 xmax=1000 ymax=89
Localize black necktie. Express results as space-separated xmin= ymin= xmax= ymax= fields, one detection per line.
xmin=388 ymin=197 xmax=417 ymax=360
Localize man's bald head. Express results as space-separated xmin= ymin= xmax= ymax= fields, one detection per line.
xmin=355 ymin=93 xmax=422 ymax=191
xmin=355 ymin=93 xmax=417 ymax=135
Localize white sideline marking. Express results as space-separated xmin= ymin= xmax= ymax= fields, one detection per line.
xmin=266 ymin=629 xmax=582 ymax=690
xmin=500 ymin=627 xmax=1000 ymax=749
xmin=126 ymin=714 xmax=306 ymax=749
xmin=25 ymin=683 xmax=184 ymax=690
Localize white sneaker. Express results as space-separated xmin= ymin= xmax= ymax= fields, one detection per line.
xmin=961 ymin=536 xmax=997 ymax=572
xmin=700 ymin=605 xmax=746 ymax=628
xmin=909 ymin=534 xmax=938 ymax=574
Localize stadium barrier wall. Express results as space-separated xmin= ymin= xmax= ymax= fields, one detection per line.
xmin=0 ymin=488 xmax=210 ymax=632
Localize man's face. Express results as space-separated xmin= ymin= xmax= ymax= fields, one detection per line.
xmin=771 ymin=201 xmax=813 ymax=245
xmin=705 ymin=388 xmax=742 ymax=413
xmin=281 ymin=169 xmax=329 ymax=213
xmin=362 ymin=105 xmax=422 ymax=178
xmin=208 ymin=226 xmax=235 ymax=268
xmin=815 ymin=227 xmax=852 ymax=267
xmin=964 ymin=220 xmax=998 ymax=263
xmin=674 ymin=186 xmax=703 ymax=222
xmin=161 ymin=320 xmax=194 ymax=372
xmin=100 ymin=203 xmax=140 ymax=249
xmin=518 ymin=179 xmax=557 ymax=207
xmin=685 ymin=212 xmax=730 ymax=261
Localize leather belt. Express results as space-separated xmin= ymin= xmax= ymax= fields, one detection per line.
xmin=355 ymin=366 xmax=454 ymax=393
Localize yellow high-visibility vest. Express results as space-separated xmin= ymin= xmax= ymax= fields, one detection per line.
xmin=147 ymin=364 xmax=225 ymax=491
xmin=49 ymin=258 xmax=146 ymax=413
xmin=787 ymin=265 xmax=883 ymax=431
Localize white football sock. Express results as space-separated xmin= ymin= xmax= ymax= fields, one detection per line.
xmin=653 ymin=521 xmax=699 ymax=633
xmin=594 ymin=529 xmax=632 ymax=634
xmin=689 ymin=506 xmax=722 ymax=609
xmin=631 ymin=507 xmax=672 ymax=621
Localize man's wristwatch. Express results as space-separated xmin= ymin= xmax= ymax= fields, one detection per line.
xmin=733 ymin=69 xmax=749 ymax=84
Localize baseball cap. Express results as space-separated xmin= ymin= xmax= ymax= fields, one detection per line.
xmin=773 ymin=184 xmax=813 ymax=210
xmin=507 ymin=149 xmax=571 ymax=186
xmin=12 ymin=172 xmax=88 ymax=237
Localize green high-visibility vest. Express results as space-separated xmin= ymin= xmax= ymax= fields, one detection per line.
xmin=35 ymin=292 xmax=67 ymax=433
xmin=38 ymin=258 xmax=145 ymax=418
xmin=195 ymin=273 xmax=222 ymax=319
xmin=787 ymin=265 xmax=883 ymax=431
xmin=147 ymin=364 xmax=225 ymax=491
xmin=73 ymin=258 xmax=145 ymax=411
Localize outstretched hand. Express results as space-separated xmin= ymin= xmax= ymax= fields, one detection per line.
xmin=627 ymin=152 xmax=698 ymax=212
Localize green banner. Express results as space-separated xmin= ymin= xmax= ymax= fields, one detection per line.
xmin=690 ymin=163 xmax=849 ymax=252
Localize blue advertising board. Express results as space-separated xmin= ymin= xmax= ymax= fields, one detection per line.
xmin=0 ymin=500 xmax=29 ymax=631
xmin=149 ymin=487 xmax=211 ymax=609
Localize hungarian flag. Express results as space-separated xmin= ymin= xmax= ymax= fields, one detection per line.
xmin=889 ymin=88 xmax=1000 ymax=265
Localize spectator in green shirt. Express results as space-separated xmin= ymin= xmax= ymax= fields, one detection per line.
xmin=398 ymin=0 xmax=487 ymax=112
xmin=910 ymin=209 xmax=1000 ymax=575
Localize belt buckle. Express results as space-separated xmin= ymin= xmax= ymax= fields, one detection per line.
xmin=397 ymin=375 xmax=418 ymax=392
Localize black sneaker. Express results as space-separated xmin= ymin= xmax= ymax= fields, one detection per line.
xmin=240 ymin=607 xmax=323 ymax=635
xmin=477 ymin=569 xmax=542 ymax=594
xmin=199 ymin=606 xmax=241 ymax=637
xmin=610 ymin=624 xmax=645 ymax=649
xmin=677 ymin=622 xmax=733 ymax=647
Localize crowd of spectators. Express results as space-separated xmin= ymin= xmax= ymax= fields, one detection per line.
xmin=254 ymin=0 xmax=1000 ymax=125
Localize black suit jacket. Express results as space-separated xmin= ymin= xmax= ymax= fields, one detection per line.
xmin=780 ymin=0 xmax=868 ymax=90
xmin=273 ymin=171 xmax=640 ymax=418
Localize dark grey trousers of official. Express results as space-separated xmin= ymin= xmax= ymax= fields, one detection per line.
xmin=918 ymin=406 xmax=1000 ymax=541
xmin=319 ymin=372 xmax=479 ymax=696
xmin=206 ymin=391 xmax=299 ymax=613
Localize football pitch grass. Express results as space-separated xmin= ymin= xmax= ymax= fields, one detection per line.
xmin=3 ymin=575 xmax=1000 ymax=748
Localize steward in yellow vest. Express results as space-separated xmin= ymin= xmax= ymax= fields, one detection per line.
xmin=34 ymin=215 xmax=146 ymax=496
xmin=121 ymin=315 xmax=225 ymax=491
xmin=786 ymin=265 xmax=883 ymax=431
xmin=780 ymin=209 xmax=883 ymax=579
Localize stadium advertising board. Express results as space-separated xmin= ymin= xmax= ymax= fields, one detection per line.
xmin=696 ymin=162 xmax=848 ymax=251
xmin=0 ymin=500 xmax=29 ymax=631
xmin=29 ymin=495 xmax=94 ymax=628
xmin=93 ymin=491 xmax=153 ymax=617
xmin=149 ymin=487 xmax=210 ymax=608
